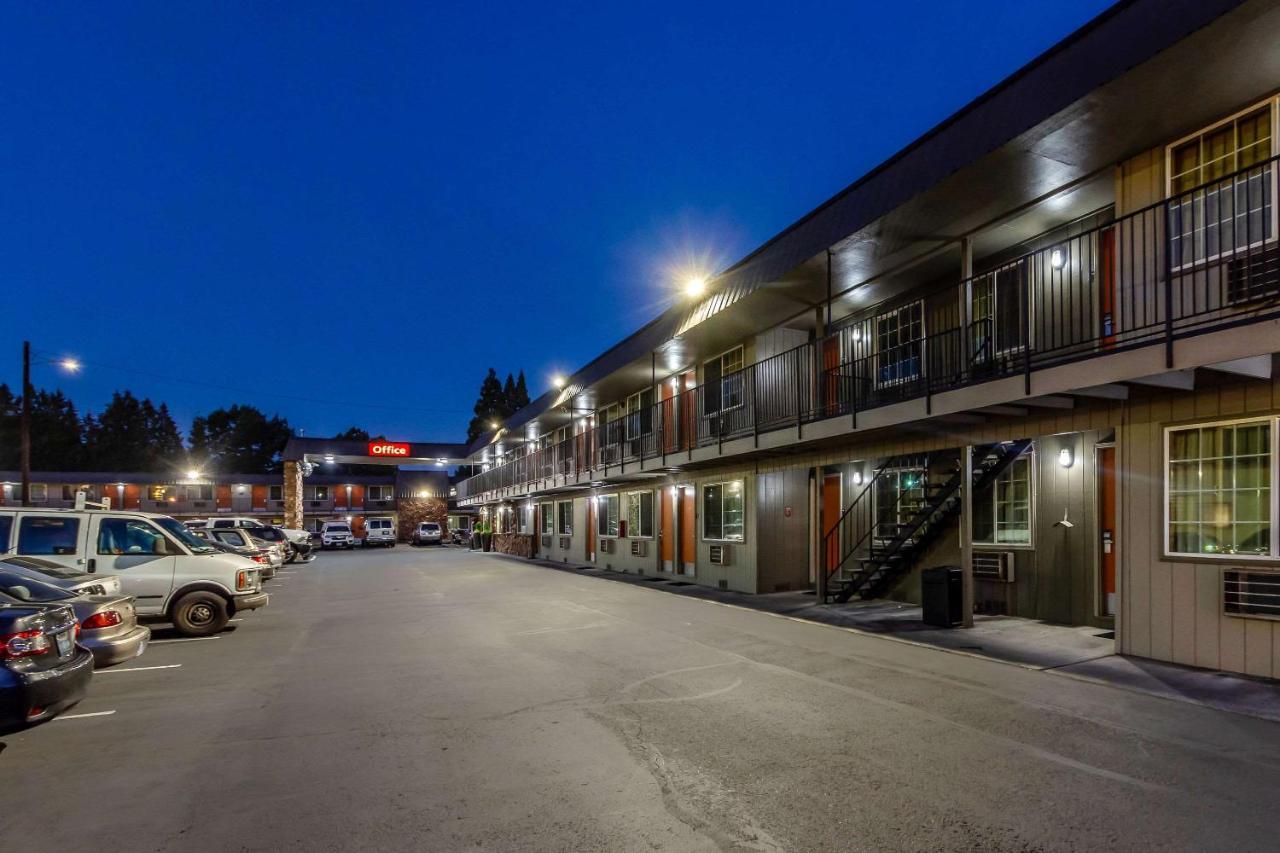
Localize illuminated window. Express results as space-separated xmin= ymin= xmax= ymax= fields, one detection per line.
xmin=557 ymin=501 xmax=573 ymax=535
xmin=1167 ymin=419 xmax=1273 ymax=557
xmin=974 ymin=451 xmax=1033 ymax=545
xmin=626 ymin=491 xmax=654 ymax=538
xmin=702 ymin=481 xmax=744 ymax=541
xmin=596 ymin=494 xmax=620 ymax=537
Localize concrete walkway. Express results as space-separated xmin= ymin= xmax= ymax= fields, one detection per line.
xmin=517 ymin=554 xmax=1280 ymax=723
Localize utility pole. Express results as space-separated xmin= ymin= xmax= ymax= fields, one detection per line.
xmin=21 ymin=340 xmax=31 ymax=507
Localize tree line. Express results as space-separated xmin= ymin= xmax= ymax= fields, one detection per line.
xmin=1 ymin=367 xmax=531 ymax=475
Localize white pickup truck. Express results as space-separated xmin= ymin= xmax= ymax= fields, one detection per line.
xmin=1 ymin=506 xmax=267 ymax=636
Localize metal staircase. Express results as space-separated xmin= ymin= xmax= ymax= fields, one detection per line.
xmin=821 ymin=440 xmax=1033 ymax=603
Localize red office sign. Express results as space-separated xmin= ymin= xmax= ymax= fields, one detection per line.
xmin=368 ymin=441 xmax=411 ymax=458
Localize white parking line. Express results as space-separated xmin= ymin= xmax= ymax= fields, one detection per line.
xmin=227 ymin=619 xmax=244 ymax=623
xmin=58 ymin=710 xmax=116 ymax=720
xmin=98 ymin=664 xmax=183 ymax=674
xmin=150 ymin=636 xmax=221 ymax=644
xmin=277 ymin=571 xmax=297 ymax=575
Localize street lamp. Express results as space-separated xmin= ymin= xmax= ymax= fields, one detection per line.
xmin=683 ymin=276 xmax=706 ymax=298
xmin=20 ymin=341 xmax=82 ymax=506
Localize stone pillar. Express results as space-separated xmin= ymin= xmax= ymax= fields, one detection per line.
xmin=283 ymin=460 xmax=304 ymax=530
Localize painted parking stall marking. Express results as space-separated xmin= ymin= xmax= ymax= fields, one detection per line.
xmin=98 ymin=664 xmax=183 ymax=674
xmin=57 ymin=710 xmax=117 ymax=721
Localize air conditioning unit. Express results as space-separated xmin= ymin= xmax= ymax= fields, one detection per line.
xmin=600 ymin=538 xmax=615 ymax=554
xmin=559 ymin=536 xmax=571 ymax=549
xmin=709 ymin=544 xmax=730 ymax=565
xmin=541 ymin=534 xmax=551 ymax=547
xmin=631 ymin=540 xmax=647 ymax=557
xmin=1224 ymin=569 xmax=1280 ymax=620
xmin=973 ymin=551 xmax=1015 ymax=582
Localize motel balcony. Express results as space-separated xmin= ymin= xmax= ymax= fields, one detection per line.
xmin=458 ymin=154 xmax=1280 ymax=506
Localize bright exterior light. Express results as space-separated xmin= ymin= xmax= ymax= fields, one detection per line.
xmin=186 ymin=469 xmax=201 ymax=480
xmin=1050 ymin=248 xmax=1065 ymax=270
xmin=683 ymin=276 xmax=706 ymax=298
xmin=490 ymin=421 xmax=500 ymax=430
xmin=59 ymin=358 xmax=81 ymax=373
xmin=553 ymin=375 xmax=566 ymax=389
xmin=1059 ymin=447 xmax=1074 ymax=468
xmin=853 ymin=470 xmax=864 ymax=486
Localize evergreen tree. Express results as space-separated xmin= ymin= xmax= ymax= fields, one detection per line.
xmin=189 ymin=404 xmax=292 ymax=474
xmin=512 ymin=371 xmax=531 ymax=411
xmin=502 ymin=373 xmax=517 ymax=419
xmin=1 ymin=388 xmax=85 ymax=471
xmin=84 ymin=391 xmax=155 ymax=471
xmin=147 ymin=402 xmax=186 ymax=467
xmin=466 ymin=368 xmax=506 ymax=444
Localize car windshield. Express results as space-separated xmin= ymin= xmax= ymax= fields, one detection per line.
xmin=154 ymin=516 xmax=219 ymax=554
xmin=0 ymin=556 xmax=87 ymax=580
xmin=328 ymin=525 xmax=351 ymax=533
xmin=0 ymin=570 xmax=76 ymax=602
xmin=423 ymin=524 xmax=440 ymax=531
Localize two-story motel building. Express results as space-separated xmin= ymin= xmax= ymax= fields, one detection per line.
xmin=455 ymin=0 xmax=1280 ymax=680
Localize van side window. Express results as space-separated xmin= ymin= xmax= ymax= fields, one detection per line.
xmin=212 ymin=520 xmax=233 ymax=529
xmin=18 ymin=516 xmax=81 ymax=556
xmin=97 ymin=518 xmax=164 ymax=555
xmin=213 ymin=530 xmax=244 ymax=547
xmin=0 ymin=516 xmax=11 ymax=551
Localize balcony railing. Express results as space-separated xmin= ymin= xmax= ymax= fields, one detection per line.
xmin=460 ymin=154 xmax=1280 ymax=501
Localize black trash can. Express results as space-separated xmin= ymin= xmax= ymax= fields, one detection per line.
xmin=921 ymin=566 xmax=963 ymax=627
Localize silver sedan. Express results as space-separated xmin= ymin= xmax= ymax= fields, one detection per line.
xmin=0 ymin=569 xmax=149 ymax=668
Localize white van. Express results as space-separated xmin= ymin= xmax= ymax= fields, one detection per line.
xmin=0 ymin=506 xmax=267 ymax=637
xmin=363 ymin=517 xmax=397 ymax=548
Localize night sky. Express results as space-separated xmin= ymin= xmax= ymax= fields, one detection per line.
xmin=1 ymin=1 xmax=1113 ymax=442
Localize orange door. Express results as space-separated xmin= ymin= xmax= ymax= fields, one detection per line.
xmin=679 ymin=486 xmax=696 ymax=575
xmin=123 ymin=484 xmax=142 ymax=510
xmin=822 ymin=474 xmax=842 ymax=572
xmin=585 ymin=498 xmax=595 ymax=562
xmin=350 ymin=484 xmax=365 ymax=509
xmin=251 ymin=485 xmax=268 ymax=511
xmin=1099 ymin=227 xmax=1117 ymax=349
xmin=215 ymin=484 xmax=232 ymax=510
xmin=661 ymin=381 xmax=678 ymax=453
xmin=1099 ymin=446 xmax=1117 ymax=616
xmin=680 ymin=371 xmax=696 ymax=450
xmin=659 ymin=487 xmax=675 ymax=571
xmin=822 ymin=337 xmax=841 ymax=416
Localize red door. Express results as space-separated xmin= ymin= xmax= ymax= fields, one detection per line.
xmin=1099 ymin=228 xmax=1117 ymax=349
xmin=679 ymin=486 xmax=696 ymax=575
xmin=660 ymin=487 xmax=675 ymax=571
xmin=1099 ymin=446 xmax=1117 ymax=616
xmin=822 ymin=474 xmax=842 ymax=572
xmin=822 ymin=337 xmax=841 ymax=416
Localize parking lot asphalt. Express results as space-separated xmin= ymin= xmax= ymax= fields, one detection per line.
xmin=3 ymin=547 xmax=1280 ymax=852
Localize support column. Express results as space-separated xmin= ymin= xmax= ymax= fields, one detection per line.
xmin=283 ymin=459 xmax=304 ymax=531
xmin=960 ymin=445 xmax=975 ymax=628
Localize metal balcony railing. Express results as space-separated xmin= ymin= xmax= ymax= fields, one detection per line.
xmin=459 ymin=154 xmax=1280 ymax=502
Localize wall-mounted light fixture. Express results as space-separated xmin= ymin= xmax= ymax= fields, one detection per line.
xmin=1058 ymin=446 xmax=1074 ymax=468
xmin=852 ymin=470 xmax=864 ymax=486
xmin=1050 ymin=248 xmax=1066 ymax=270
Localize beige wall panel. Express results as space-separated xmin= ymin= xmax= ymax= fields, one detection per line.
xmin=1170 ymin=563 xmax=1198 ymax=666
xmin=1194 ymin=564 xmax=1222 ymax=670
xmin=1243 ymin=619 xmax=1274 ymax=679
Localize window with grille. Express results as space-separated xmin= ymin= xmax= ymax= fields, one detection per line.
xmin=974 ymin=452 xmax=1033 ymax=545
xmin=1167 ymin=419 xmax=1273 ymax=557
xmin=875 ymin=302 xmax=923 ymax=386
xmin=1167 ymin=101 xmax=1276 ymax=276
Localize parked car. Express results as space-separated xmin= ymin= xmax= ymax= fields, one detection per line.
xmin=0 ymin=555 xmax=122 ymax=597
xmin=191 ymin=529 xmax=277 ymax=580
xmin=363 ymin=517 xmax=397 ymax=548
xmin=0 ymin=598 xmax=92 ymax=727
xmin=412 ymin=522 xmax=443 ymax=546
xmin=0 ymin=569 xmax=149 ymax=668
xmin=320 ymin=522 xmax=356 ymax=549
xmin=201 ymin=518 xmax=312 ymax=563
xmin=0 ymin=507 xmax=267 ymax=637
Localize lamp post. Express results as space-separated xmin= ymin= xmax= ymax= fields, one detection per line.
xmin=20 ymin=341 xmax=81 ymax=506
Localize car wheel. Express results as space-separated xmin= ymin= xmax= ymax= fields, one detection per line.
xmin=171 ymin=591 xmax=229 ymax=637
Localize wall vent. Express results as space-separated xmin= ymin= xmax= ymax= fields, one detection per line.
xmin=541 ymin=534 xmax=552 ymax=547
xmin=709 ymin=544 xmax=730 ymax=566
xmin=718 ymin=580 xmax=729 ymax=590
xmin=1224 ymin=569 xmax=1280 ymax=621
xmin=973 ymin=551 xmax=1015 ymax=582
xmin=559 ymin=536 xmax=571 ymax=549
xmin=600 ymin=538 xmax=615 ymax=554
xmin=630 ymin=540 xmax=647 ymax=557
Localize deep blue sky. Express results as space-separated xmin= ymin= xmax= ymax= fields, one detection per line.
xmin=1 ymin=1 xmax=1113 ymax=442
